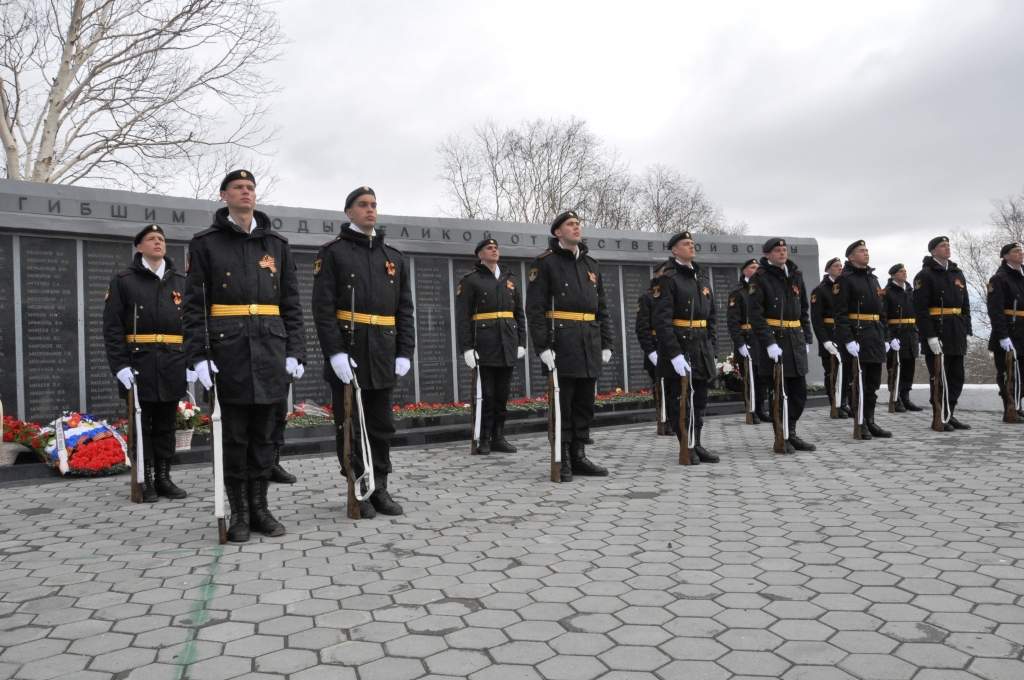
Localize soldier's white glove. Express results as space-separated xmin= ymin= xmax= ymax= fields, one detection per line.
xmin=116 ymin=367 xmax=135 ymax=390
xmin=194 ymin=360 xmax=218 ymax=390
xmin=823 ymin=341 xmax=840 ymax=356
xmin=767 ymin=344 xmax=783 ymax=361
xmin=845 ymin=341 xmax=860 ymax=357
xmin=927 ymin=337 xmax=942 ymax=354
xmin=884 ymin=342 xmax=891 ymax=353
xmin=540 ymin=349 xmax=556 ymax=370
xmin=738 ymin=345 xmax=749 ymax=358
xmin=286 ymin=357 xmax=304 ymax=379
xmin=648 ymin=351 xmax=659 ymax=365
xmin=602 ymin=349 xmax=612 ymax=364
xmin=671 ymin=355 xmax=690 ymax=376
xmin=330 ymin=353 xmax=355 ymax=384
xmin=517 ymin=346 xmax=526 ymax=359
xmin=1000 ymin=337 xmax=1013 ymax=351
xmin=464 ymin=350 xmax=477 ymax=369
xmin=186 ymin=369 xmax=197 ymax=384
xmin=890 ymin=338 xmax=901 ymax=352
xmin=395 ymin=357 xmax=411 ymax=376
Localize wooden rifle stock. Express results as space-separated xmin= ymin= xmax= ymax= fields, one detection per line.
xmin=852 ymin=357 xmax=863 ymax=440
xmin=655 ymin=380 xmax=666 ymax=435
xmin=932 ymin=354 xmax=944 ymax=431
xmin=342 ymin=384 xmax=360 ymax=519
xmin=742 ymin=356 xmax=753 ymax=425
xmin=679 ymin=374 xmax=690 ymax=465
xmin=772 ymin=363 xmax=786 ymax=453
xmin=471 ymin=365 xmax=479 ymax=455
xmin=829 ymin=355 xmax=839 ymax=419
xmin=888 ymin=352 xmax=898 ymax=413
xmin=1005 ymin=350 xmax=1018 ymax=423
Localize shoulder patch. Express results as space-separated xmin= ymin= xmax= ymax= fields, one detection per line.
xmin=832 ymin=283 xmax=840 ymax=295
xmin=914 ymin=279 xmax=922 ymax=290
xmin=652 ymin=285 xmax=661 ymax=298
xmin=729 ymin=296 xmax=737 ymax=307
xmin=118 ymin=269 xmax=134 ymax=277
xmin=104 ymin=285 xmax=110 ymax=301
xmin=810 ymin=292 xmax=817 ymax=303
xmin=663 ymin=269 xmax=677 ymax=278
xmin=313 ymin=259 xmax=323 ymax=277
xmin=988 ymin=282 xmax=996 ymax=293
xmin=529 ymin=268 xmax=538 ymax=282
xmin=457 ymin=283 xmax=462 ymax=296
xmin=749 ymin=282 xmax=756 ymax=294
xmin=537 ymin=250 xmax=554 ymax=259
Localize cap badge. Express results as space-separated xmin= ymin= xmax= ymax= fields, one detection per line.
xmin=240 ymin=171 xmax=247 ymax=178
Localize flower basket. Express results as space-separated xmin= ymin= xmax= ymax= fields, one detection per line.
xmin=3 ymin=416 xmax=46 ymax=465
xmin=175 ymin=429 xmax=194 ymax=451
xmin=715 ymin=354 xmax=744 ymax=393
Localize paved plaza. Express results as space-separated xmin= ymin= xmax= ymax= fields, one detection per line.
xmin=2 ymin=400 xmax=1024 ymax=680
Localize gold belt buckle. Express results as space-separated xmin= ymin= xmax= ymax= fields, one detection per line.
xmin=155 ymin=334 xmax=163 ymax=343
xmin=370 ymin=314 xmax=379 ymax=325
xmin=249 ymin=303 xmax=259 ymax=315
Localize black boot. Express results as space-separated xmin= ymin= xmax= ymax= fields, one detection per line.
xmin=749 ymin=410 xmax=761 ymax=425
xmin=581 ymin=435 xmax=595 ymax=445
xmin=900 ymin=390 xmax=922 ymax=412
xmin=269 ymin=446 xmax=297 ymax=484
xmin=558 ymin=443 xmax=573 ymax=482
xmin=225 ymin=483 xmax=250 ymax=543
xmin=476 ymin=436 xmax=491 ymax=455
xmin=894 ymin=396 xmax=907 ymax=413
xmin=154 ymin=459 xmax=187 ymax=499
xmin=357 ymin=478 xmax=377 ymax=519
xmin=788 ymin=422 xmax=816 ymax=451
xmin=839 ymin=402 xmax=853 ymax=419
xmin=490 ymin=424 xmax=517 ymax=453
xmin=692 ymin=412 xmax=719 ymax=463
xmin=248 ymin=479 xmax=285 ymax=537
xmin=865 ymin=409 xmax=892 ymax=438
xmin=570 ymin=441 xmax=609 ymax=476
xmin=948 ymin=415 xmax=971 ymax=430
xmin=370 ymin=476 xmax=404 ymax=515
xmin=755 ymin=406 xmax=771 ymax=423
xmin=142 ymin=460 xmax=158 ymax=503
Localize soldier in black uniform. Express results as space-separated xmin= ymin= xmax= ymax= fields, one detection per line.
xmin=884 ymin=263 xmax=921 ymax=412
xmin=104 ymin=224 xmax=190 ymax=502
xmin=182 ymin=170 xmax=306 ymax=542
xmin=312 ymin=187 xmax=415 ymax=518
xmin=652 ymin=232 xmax=720 ymax=463
xmin=727 ymin=258 xmax=770 ymax=423
xmin=811 ymin=257 xmax=851 ymax=419
xmin=635 ymin=261 xmax=669 ymax=433
xmin=986 ymin=243 xmax=1024 ymax=420
xmin=526 ymin=210 xmax=614 ymax=482
xmin=455 ymin=238 xmax=527 ymax=454
xmin=832 ymin=240 xmax=891 ymax=439
xmin=913 ymin=235 xmax=972 ymax=431
xmin=748 ymin=238 xmax=816 ymax=452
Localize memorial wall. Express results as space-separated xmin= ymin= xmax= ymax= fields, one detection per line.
xmin=0 ymin=179 xmax=820 ymax=422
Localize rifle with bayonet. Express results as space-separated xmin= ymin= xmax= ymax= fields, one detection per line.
xmin=829 ymin=354 xmax=839 ymax=419
xmin=548 ymin=296 xmax=561 ymax=482
xmin=772 ymin=307 xmax=787 ymax=455
xmin=888 ymin=304 xmax=902 ymax=413
xmin=126 ymin=305 xmax=144 ymax=503
xmin=852 ymin=300 xmax=863 ymax=440
xmin=470 ymin=314 xmax=482 ymax=455
xmin=1005 ymin=300 xmax=1018 ymax=423
xmin=932 ymin=294 xmax=945 ymax=432
xmin=202 ymin=286 xmax=227 ymax=543
xmin=742 ymin=300 xmax=753 ymax=425
xmin=678 ymin=298 xmax=694 ymax=466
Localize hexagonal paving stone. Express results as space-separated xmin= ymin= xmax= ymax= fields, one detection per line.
xmin=536 ymin=654 xmax=608 ymax=680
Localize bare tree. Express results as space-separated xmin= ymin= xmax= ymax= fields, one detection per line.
xmin=184 ymin=145 xmax=279 ymax=201
xmin=632 ymin=163 xmax=745 ymax=235
xmin=0 ymin=0 xmax=285 ymax=192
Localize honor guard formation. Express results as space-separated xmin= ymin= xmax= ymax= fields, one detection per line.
xmin=100 ymin=169 xmax=1023 ymax=543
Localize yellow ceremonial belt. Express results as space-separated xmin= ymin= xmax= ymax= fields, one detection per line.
xmin=651 ymin=330 xmax=657 ymax=336
xmin=740 ymin=324 xmax=752 ymax=330
xmin=472 ymin=312 xmax=514 ymax=320
xmin=210 ymin=304 xmax=280 ymax=317
xmin=126 ymin=334 xmax=183 ymax=344
xmin=928 ymin=307 xmax=962 ymax=316
xmin=335 ymin=310 xmax=396 ymax=326
xmin=672 ymin=319 xmax=708 ymax=328
xmin=823 ymin=318 xmax=835 ymax=324
xmin=848 ymin=313 xmax=880 ymax=321
xmin=546 ymin=311 xmax=596 ymax=321
xmin=889 ymin=318 xmax=916 ymax=324
xmin=1005 ymin=310 xmax=1024 ymax=317
xmin=766 ymin=319 xmax=801 ymax=328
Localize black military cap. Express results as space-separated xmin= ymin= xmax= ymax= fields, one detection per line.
xmin=1001 ymin=243 xmax=1021 ymax=257
xmin=667 ymin=231 xmax=693 ymax=249
xmin=888 ymin=263 xmax=905 ymax=276
xmin=550 ymin=210 xmax=579 ymax=234
xmin=928 ymin=235 xmax=949 ymax=251
xmin=846 ymin=240 xmax=866 ymax=257
xmin=762 ymin=237 xmax=786 ymax=253
xmin=345 ymin=186 xmax=376 ymax=211
xmin=220 ymin=169 xmax=255 ymax=191
xmin=475 ymin=238 xmax=498 ymax=255
xmin=742 ymin=258 xmax=759 ymax=269
xmin=134 ymin=224 xmax=164 ymax=246
xmin=824 ymin=257 xmax=841 ymax=271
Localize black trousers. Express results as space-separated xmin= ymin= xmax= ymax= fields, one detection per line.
xmin=767 ymin=374 xmax=808 ymax=426
xmin=220 ymin=402 xmax=276 ymax=484
xmin=741 ymin=358 xmax=769 ymax=411
xmin=820 ymin=354 xmax=852 ymax=408
xmin=139 ymin=400 xmax=177 ymax=465
xmin=665 ymin=376 xmax=709 ymax=438
xmin=478 ymin=366 xmax=513 ymax=433
xmin=886 ymin=351 xmax=916 ymax=393
xmin=271 ymin=400 xmax=287 ymax=447
xmin=331 ymin=383 xmax=395 ymax=478
xmin=924 ymin=352 xmax=965 ymax=411
xmin=556 ymin=377 xmax=597 ymax=443
xmin=853 ymin=361 xmax=882 ymax=415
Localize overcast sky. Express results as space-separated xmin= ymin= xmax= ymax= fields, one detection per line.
xmin=250 ymin=0 xmax=1024 ymax=274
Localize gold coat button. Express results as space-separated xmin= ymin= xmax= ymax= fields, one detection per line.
xmin=156 ymin=334 xmax=163 ymax=343
xmin=249 ymin=304 xmax=259 ymax=315
xmin=370 ymin=314 xmax=379 ymax=325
